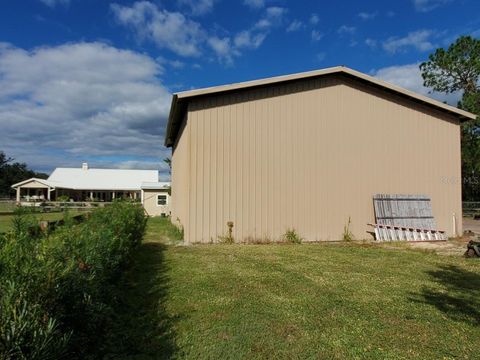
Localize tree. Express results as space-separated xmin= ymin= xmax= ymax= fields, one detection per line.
xmin=163 ymin=157 xmax=171 ymax=175
xmin=0 ymin=151 xmax=48 ymax=197
xmin=420 ymin=35 xmax=480 ymax=201
xmin=0 ymin=152 xmax=13 ymax=168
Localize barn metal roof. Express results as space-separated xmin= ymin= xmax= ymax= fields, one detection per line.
xmin=165 ymin=66 xmax=476 ymax=147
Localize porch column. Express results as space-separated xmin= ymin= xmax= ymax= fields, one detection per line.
xmin=112 ymin=192 xmax=115 ymax=200
xmin=47 ymin=188 xmax=51 ymax=201
xmin=16 ymin=187 xmax=20 ymax=203
xmin=133 ymin=192 xmax=137 ymax=200
xmin=90 ymin=191 xmax=93 ymax=200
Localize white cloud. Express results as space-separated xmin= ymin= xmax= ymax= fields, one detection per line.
xmin=286 ymin=20 xmax=304 ymax=32
xmin=383 ymin=30 xmax=435 ymax=54
xmin=254 ymin=6 xmax=287 ymax=29
xmin=413 ymin=0 xmax=452 ymax=12
xmin=365 ymin=38 xmax=377 ymax=48
xmin=358 ymin=11 xmax=377 ymax=20
xmin=111 ymin=1 xmax=206 ymax=57
xmin=178 ymin=0 xmax=215 ymax=15
xmin=309 ymin=14 xmax=319 ymax=25
xmin=170 ymin=60 xmax=184 ymax=69
xmin=316 ymin=52 xmax=326 ymax=62
xmin=244 ymin=0 xmax=265 ymax=9
xmin=373 ymin=63 xmax=461 ymax=105
xmin=39 ymin=0 xmax=70 ymax=7
xmin=338 ymin=25 xmax=356 ymax=35
xmin=157 ymin=56 xmax=185 ymax=69
xmin=234 ymin=31 xmax=266 ymax=49
xmin=112 ymin=1 xmax=282 ymax=65
xmin=207 ymin=6 xmax=284 ymax=63
xmin=208 ymin=36 xmax=237 ymax=65
xmin=266 ymin=6 xmax=286 ymax=17
xmin=0 ymin=42 xmax=172 ymax=175
xmin=311 ymin=30 xmax=323 ymax=41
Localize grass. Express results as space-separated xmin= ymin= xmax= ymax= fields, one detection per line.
xmin=102 ymin=218 xmax=480 ymax=359
xmin=0 ymin=201 xmax=16 ymax=212
xmin=0 ymin=210 xmax=84 ymax=233
xmin=143 ymin=216 xmax=184 ymax=244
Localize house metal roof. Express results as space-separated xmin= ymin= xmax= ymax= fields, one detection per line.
xmin=11 ymin=177 xmax=57 ymax=189
xmin=165 ymin=66 xmax=476 ymax=147
xmin=141 ymin=181 xmax=171 ymax=190
xmin=44 ymin=167 xmax=159 ymax=191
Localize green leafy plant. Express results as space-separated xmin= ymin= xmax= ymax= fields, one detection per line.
xmin=282 ymin=228 xmax=302 ymax=244
xmin=217 ymin=222 xmax=234 ymax=244
xmin=0 ymin=201 xmax=147 ymax=359
xmin=174 ymin=217 xmax=184 ymax=241
xmin=342 ymin=217 xmax=354 ymax=241
xmin=217 ymin=234 xmax=234 ymax=244
xmin=57 ymin=195 xmax=70 ymax=203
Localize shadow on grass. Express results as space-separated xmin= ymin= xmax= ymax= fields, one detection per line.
xmin=102 ymin=242 xmax=178 ymax=359
xmin=411 ymin=265 xmax=480 ymax=326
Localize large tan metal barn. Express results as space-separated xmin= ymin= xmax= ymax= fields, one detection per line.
xmin=165 ymin=66 xmax=475 ymax=243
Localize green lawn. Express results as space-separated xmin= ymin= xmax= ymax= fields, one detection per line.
xmin=0 ymin=210 xmax=84 ymax=233
xmin=103 ymin=217 xmax=480 ymax=359
xmin=0 ymin=201 xmax=16 ymax=212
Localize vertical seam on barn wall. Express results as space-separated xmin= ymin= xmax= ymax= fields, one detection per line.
xmin=200 ymin=99 xmax=206 ymax=242
xmin=237 ymin=93 xmax=242 ymax=241
xmin=185 ymin=110 xmax=190 ymax=243
xmin=262 ymin=88 xmax=267 ymax=239
xmin=254 ymin=91 xmax=258 ymax=240
xmin=216 ymin=94 xmax=221 ymax=240
xmin=265 ymin=88 xmax=277 ymax=240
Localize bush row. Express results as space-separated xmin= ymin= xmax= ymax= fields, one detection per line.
xmin=0 ymin=201 xmax=147 ymax=359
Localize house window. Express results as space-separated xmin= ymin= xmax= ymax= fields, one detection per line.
xmin=157 ymin=194 xmax=168 ymax=206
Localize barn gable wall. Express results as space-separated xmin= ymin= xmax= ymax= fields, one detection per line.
xmin=174 ymin=74 xmax=461 ymax=243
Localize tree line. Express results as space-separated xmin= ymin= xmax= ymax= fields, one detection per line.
xmin=420 ymin=35 xmax=480 ymax=201
xmin=0 ymin=151 xmax=48 ymax=198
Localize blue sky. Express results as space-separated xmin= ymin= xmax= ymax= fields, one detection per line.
xmin=0 ymin=0 xmax=479 ymax=178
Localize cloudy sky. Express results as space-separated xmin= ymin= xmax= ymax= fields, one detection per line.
xmin=1 ymin=0 xmax=479 ymax=178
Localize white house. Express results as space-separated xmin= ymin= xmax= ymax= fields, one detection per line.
xmin=11 ymin=163 xmax=171 ymax=216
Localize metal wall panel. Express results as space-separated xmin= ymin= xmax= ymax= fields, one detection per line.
xmin=171 ymin=114 xmax=190 ymax=232
xmin=173 ymin=74 xmax=462 ymax=243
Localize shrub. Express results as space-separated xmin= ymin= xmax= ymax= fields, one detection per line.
xmin=0 ymin=201 xmax=147 ymax=359
xmin=174 ymin=217 xmax=185 ymax=241
xmin=57 ymin=195 xmax=70 ymax=202
xmin=0 ymin=281 xmax=71 ymax=360
xmin=342 ymin=217 xmax=354 ymax=241
xmin=217 ymin=234 xmax=234 ymax=244
xmin=282 ymin=229 xmax=302 ymax=244
xmin=217 ymin=221 xmax=234 ymax=244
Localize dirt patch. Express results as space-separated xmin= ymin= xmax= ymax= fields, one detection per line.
xmin=463 ymin=217 xmax=480 ymax=235
xmin=373 ymin=218 xmax=480 ymax=257
xmin=406 ymin=238 xmax=471 ymax=256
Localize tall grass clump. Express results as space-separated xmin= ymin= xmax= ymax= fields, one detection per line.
xmin=0 ymin=201 xmax=147 ymax=359
xmin=282 ymin=228 xmax=302 ymax=244
xmin=342 ymin=217 xmax=354 ymax=241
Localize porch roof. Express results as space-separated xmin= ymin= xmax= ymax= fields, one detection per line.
xmin=11 ymin=178 xmax=56 ymax=189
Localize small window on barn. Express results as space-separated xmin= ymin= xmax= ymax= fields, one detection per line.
xmin=157 ymin=194 xmax=168 ymax=206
